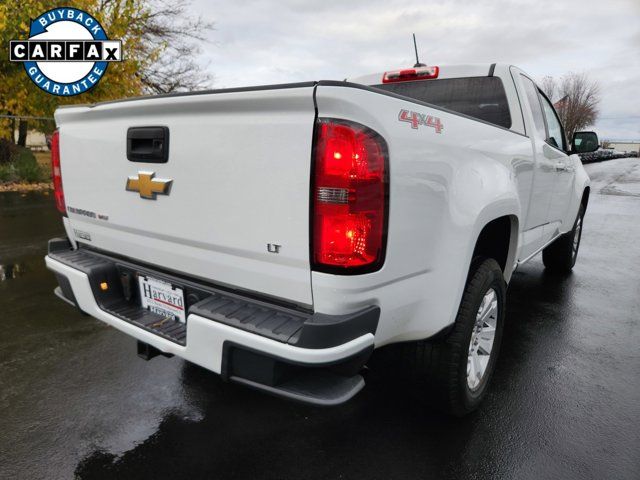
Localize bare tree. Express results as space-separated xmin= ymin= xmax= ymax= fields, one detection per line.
xmin=540 ymin=76 xmax=556 ymax=103
xmin=99 ymin=0 xmax=214 ymax=94
xmin=540 ymin=73 xmax=600 ymax=140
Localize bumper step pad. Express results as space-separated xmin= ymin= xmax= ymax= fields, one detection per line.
xmin=102 ymin=300 xmax=186 ymax=345
xmin=189 ymin=294 xmax=306 ymax=344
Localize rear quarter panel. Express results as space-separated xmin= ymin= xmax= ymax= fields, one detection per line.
xmin=312 ymin=85 xmax=532 ymax=345
xmin=566 ymin=154 xmax=591 ymax=226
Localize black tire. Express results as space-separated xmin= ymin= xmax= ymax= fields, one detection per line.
xmin=542 ymin=204 xmax=585 ymax=273
xmin=401 ymin=257 xmax=506 ymax=416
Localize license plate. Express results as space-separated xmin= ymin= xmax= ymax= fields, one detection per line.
xmin=138 ymin=275 xmax=186 ymax=323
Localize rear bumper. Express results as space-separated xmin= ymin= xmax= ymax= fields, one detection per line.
xmin=45 ymin=239 xmax=378 ymax=405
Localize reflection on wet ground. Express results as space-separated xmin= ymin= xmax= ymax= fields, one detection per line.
xmin=0 ymin=263 xmax=24 ymax=281
xmin=1 ymin=160 xmax=639 ymax=479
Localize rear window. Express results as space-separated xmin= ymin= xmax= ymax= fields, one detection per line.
xmin=375 ymin=76 xmax=512 ymax=129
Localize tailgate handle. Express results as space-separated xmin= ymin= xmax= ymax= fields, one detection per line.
xmin=127 ymin=126 xmax=169 ymax=163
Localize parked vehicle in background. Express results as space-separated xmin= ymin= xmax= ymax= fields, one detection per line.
xmin=45 ymin=63 xmax=595 ymax=415
xmin=579 ymin=146 xmax=639 ymax=163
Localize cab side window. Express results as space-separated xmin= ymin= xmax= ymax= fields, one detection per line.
xmin=539 ymin=94 xmax=566 ymax=151
xmin=521 ymin=76 xmax=546 ymax=139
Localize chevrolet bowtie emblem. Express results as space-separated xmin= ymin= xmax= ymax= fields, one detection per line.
xmin=126 ymin=171 xmax=172 ymax=199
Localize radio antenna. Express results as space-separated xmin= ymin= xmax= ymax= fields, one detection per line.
xmin=412 ymin=33 xmax=426 ymax=67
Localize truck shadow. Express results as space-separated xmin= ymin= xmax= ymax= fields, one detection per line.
xmin=74 ymin=261 xmax=577 ymax=479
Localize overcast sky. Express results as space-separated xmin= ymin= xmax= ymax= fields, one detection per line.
xmin=192 ymin=0 xmax=639 ymax=140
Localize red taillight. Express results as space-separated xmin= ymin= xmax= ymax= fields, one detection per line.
xmin=312 ymin=119 xmax=388 ymax=273
xmin=382 ymin=65 xmax=439 ymax=83
xmin=50 ymin=129 xmax=66 ymax=215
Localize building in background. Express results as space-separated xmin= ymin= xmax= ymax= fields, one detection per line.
xmin=12 ymin=130 xmax=48 ymax=150
xmin=607 ymin=141 xmax=640 ymax=154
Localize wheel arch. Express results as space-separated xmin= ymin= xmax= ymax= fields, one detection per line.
xmin=472 ymin=214 xmax=520 ymax=283
xmin=581 ymin=186 xmax=590 ymax=210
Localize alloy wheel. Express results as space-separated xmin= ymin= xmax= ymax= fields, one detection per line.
xmin=467 ymin=288 xmax=498 ymax=391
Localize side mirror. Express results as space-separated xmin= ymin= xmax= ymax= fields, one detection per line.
xmin=573 ymin=131 xmax=599 ymax=154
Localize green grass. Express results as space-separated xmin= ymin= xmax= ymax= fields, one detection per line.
xmin=0 ymin=163 xmax=15 ymax=182
xmin=0 ymin=148 xmax=48 ymax=183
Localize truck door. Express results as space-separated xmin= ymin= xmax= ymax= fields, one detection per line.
xmin=517 ymin=73 xmax=557 ymax=256
xmin=538 ymin=91 xmax=576 ymax=236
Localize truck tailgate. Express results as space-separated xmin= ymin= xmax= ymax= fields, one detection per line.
xmin=55 ymin=84 xmax=317 ymax=306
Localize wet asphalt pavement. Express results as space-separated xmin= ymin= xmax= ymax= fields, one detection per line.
xmin=1 ymin=158 xmax=639 ymax=479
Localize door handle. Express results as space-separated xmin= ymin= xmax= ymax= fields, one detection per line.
xmin=555 ymin=162 xmax=568 ymax=172
xmin=127 ymin=126 xmax=169 ymax=163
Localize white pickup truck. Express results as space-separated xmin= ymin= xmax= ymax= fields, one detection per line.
xmin=46 ymin=63 xmax=597 ymax=415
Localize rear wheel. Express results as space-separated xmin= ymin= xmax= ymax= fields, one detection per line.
xmin=542 ymin=204 xmax=585 ymax=273
xmin=401 ymin=258 xmax=506 ymax=416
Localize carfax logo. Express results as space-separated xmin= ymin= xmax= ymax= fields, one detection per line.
xmin=9 ymin=7 xmax=122 ymax=96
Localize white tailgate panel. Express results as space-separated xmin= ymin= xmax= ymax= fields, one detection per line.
xmin=55 ymin=86 xmax=316 ymax=306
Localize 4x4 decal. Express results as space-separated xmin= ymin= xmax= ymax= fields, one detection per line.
xmin=398 ymin=109 xmax=443 ymax=133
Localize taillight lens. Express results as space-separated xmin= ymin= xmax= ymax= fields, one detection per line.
xmin=50 ymin=129 xmax=66 ymax=215
xmin=312 ymin=119 xmax=388 ymax=273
